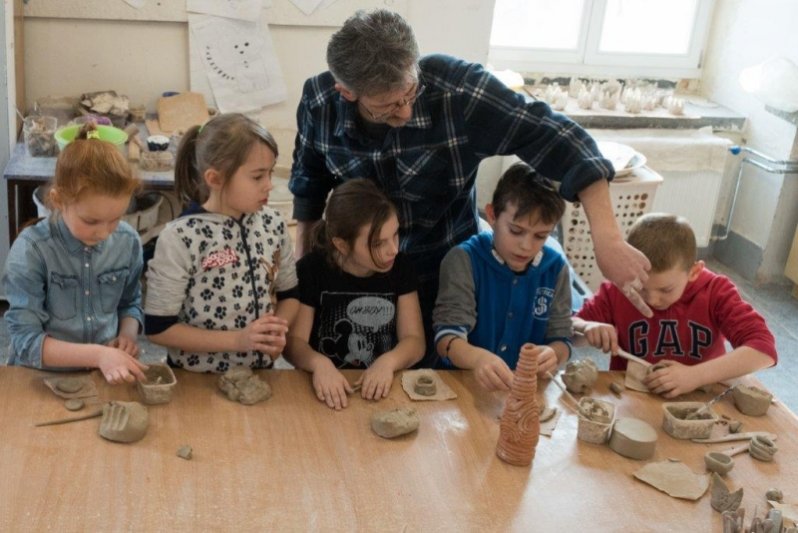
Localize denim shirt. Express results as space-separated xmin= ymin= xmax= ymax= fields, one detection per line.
xmin=2 ymin=216 xmax=143 ymax=368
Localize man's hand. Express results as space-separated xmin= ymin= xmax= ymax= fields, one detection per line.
xmin=594 ymin=237 xmax=653 ymax=318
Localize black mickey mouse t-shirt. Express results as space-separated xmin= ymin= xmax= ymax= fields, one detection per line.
xmin=297 ymin=250 xmax=417 ymax=368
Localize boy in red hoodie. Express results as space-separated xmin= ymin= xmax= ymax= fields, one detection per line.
xmin=573 ymin=213 xmax=777 ymax=398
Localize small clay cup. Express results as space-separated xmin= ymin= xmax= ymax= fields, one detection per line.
xmin=577 ymin=397 xmax=615 ymax=444
xmin=732 ymin=385 xmax=772 ymax=417
xmin=704 ymin=451 xmax=734 ymax=475
xmin=137 ymin=364 xmax=177 ymax=405
xmin=662 ymin=401 xmax=716 ymax=440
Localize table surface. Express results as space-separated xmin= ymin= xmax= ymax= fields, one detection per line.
xmin=0 ymin=367 xmax=795 ymax=531
xmin=3 ymin=140 xmax=174 ymax=187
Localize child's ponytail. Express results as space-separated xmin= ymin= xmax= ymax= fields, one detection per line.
xmin=174 ymin=124 xmax=203 ymax=207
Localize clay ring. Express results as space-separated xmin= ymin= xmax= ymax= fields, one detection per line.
xmin=414 ymin=375 xmax=437 ymax=396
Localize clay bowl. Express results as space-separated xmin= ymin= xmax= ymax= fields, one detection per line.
xmin=704 ymin=451 xmax=734 ymax=475
xmin=732 ymin=385 xmax=773 ymax=417
xmin=662 ymin=401 xmax=716 ymax=440
xmin=577 ymin=397 xmax=615 ymax=444
xmin=137 ymin=364 xmax=177 ymax=405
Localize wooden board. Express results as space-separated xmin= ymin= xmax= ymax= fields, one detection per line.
xmin=156 ymin=92 xmax=208 ymax=134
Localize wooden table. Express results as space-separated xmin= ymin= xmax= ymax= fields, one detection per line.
xmin=0 ymin=367 xmax=795 ymax=531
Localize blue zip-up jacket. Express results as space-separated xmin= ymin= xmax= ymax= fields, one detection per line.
xmin=433 ymin=232 xmax=572 ymax=369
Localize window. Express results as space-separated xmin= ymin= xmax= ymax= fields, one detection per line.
xmin=489 ymin=0 xmax=715 ymax=78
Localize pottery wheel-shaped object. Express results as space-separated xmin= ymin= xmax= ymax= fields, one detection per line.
xmin=99 ymin=401 xmax=149 ymax=443
xmin=55 ymin=378 xmax=84 ymax=393
xmin=609 ymin=417 xmax=657 ymax=460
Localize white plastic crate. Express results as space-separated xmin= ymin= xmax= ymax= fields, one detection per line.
xmin=562 ymin=166 xmax=664 ymax=293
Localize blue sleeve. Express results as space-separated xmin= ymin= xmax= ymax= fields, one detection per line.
xmin=450 ymin=57 xmax=614 ymax=201
xmin=2 ymin=237 xmax=49 ymax=367
xmin=117 ymin=233 xmax=144 ymax=329
xmin=289 ymin=77 xmax=339 ymax=221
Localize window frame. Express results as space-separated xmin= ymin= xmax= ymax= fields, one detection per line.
xmin=488 ymin=0 xmax=716 ymax=79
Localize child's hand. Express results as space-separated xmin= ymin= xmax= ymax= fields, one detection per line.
xmin=98 ymin=347 xmax=148 ymax=384
xmin=582 ymin=321 xmax=619 ymax=354
xmin=474 ymin=350 xmax=514 ymax=391
xmin=107 ymin=335 xmax=140 ymax=358
xmin=642 ymin=360 xmax=700 ymax=398
xmin=311 ymin=358 xmax=353 ymax=410
xmin=237 ymin=314 xmax=289 ymax=357
xmin=357 ymin=356 xmax=395 ymax=400
xmin=535 ymin=346 xmax=560 ymax=378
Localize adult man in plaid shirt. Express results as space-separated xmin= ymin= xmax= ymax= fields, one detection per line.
xmin=289 ymin=9 xmax=651 ymax=367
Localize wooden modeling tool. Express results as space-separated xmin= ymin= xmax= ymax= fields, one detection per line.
xmin=546 ymin=371 xmax=590 ymax=417
xmin=685 ymin=385 xmax=737 ymax=420
xmin=35 ymin=408 xmax=104 ymax=427
xmin=614 ymin=348 xmax=652 ymax=367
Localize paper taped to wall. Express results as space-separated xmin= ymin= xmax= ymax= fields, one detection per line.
xmin=189 ymin=14 xmax=287 ymax=112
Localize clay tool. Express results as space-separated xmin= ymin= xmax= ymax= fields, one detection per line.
xmin=35 ymin=408 xmax=104 ymax=427
xmin=692 ymin=431 xmax=777 ymax=444
xmin=614 ymin=348 xmax=652 ymax=367
xmin=685 ymin=385 xmax=736 ymax=420
xmin=348 ymin=382 xmax=362 ymax=394
xmin=546 ymin=371 xmax=590 ymax=417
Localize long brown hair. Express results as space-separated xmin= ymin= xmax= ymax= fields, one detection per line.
xmin=174 ymin=113 xmax=278 ymax=207
xmin=310 ymin=178 xmax=398 ymax=269
xmin=49 ymin=122 xmax=139 ymax=210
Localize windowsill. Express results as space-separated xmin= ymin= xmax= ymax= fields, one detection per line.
xmin=520 ymin=91 xmax=746 ymax=131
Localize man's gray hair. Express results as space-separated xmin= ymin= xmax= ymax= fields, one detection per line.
xmin=327 ymin=9 xmax=419 ymax=96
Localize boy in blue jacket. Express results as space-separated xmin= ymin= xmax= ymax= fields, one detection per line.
xmin=433 ymin=162 xmax=572 ymax=391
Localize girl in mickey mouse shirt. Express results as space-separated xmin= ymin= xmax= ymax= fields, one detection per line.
xmin=285 ymin=179 xmax=425 ymax=410
xmin=144 ymin=114 xmax=298 ymax=373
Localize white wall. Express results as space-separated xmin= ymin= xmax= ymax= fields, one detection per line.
xmin=23 ymin=1 xmax=496 ymax=168
xmin=702 ymin=0 xmax=798 ymax=280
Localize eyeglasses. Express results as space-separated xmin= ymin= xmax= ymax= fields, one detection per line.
xmin=361 ymin=84 xmax=426 ymax=121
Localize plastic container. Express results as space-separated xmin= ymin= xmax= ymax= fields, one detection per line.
xmin=576 ymin=397 xmax=615 ymax=444
xmin=661 ymin=401 xmax=716 ymax=440
xmin=561 ymin=166 xmax=664 ymax=292
xmin=23 ymin=116 xmax=59 ymax=157
xmin=137 ymin=364 xmax=177 ymax=405
xmin=54 ymin=124 xmax=128 ymax=155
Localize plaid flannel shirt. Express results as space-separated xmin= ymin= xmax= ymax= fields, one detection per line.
xmin=289 ymin=54 xmax=613 ymax=289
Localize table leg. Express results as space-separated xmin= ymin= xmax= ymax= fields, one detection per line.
xmin=7 ymin=180 xmax=18 ymax=242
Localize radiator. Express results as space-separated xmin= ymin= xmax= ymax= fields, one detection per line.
xmin=589 ymin=128 xmax=731 ymax=247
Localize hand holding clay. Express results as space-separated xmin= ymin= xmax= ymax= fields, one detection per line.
xmin=357 ymin=356 xmax=395 ymax=400
xmin=107 ymin=334 xmax=140 ymax=358
xmin=473 ymin=349 xmax=514 ymax=391
xmin=535 ymin=345 xmax=559 ymax=378
xmin=643 ymin=359 xmax=702 ymax=398
xmin=98 ymin=347 xmax=148 ymax=384
xmin=592 ymin=236 xmax=653 ymax=318
xmin=311 ymin=358 xmax=352 ymax=410
xmin=236 ymin=314 xmax=289 ymax=357
xmin=580 ymin=321 xmax=619 ymax=354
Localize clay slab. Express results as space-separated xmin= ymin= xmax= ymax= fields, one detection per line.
xmin=634 ymin=461 xmax=709 ymax=500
